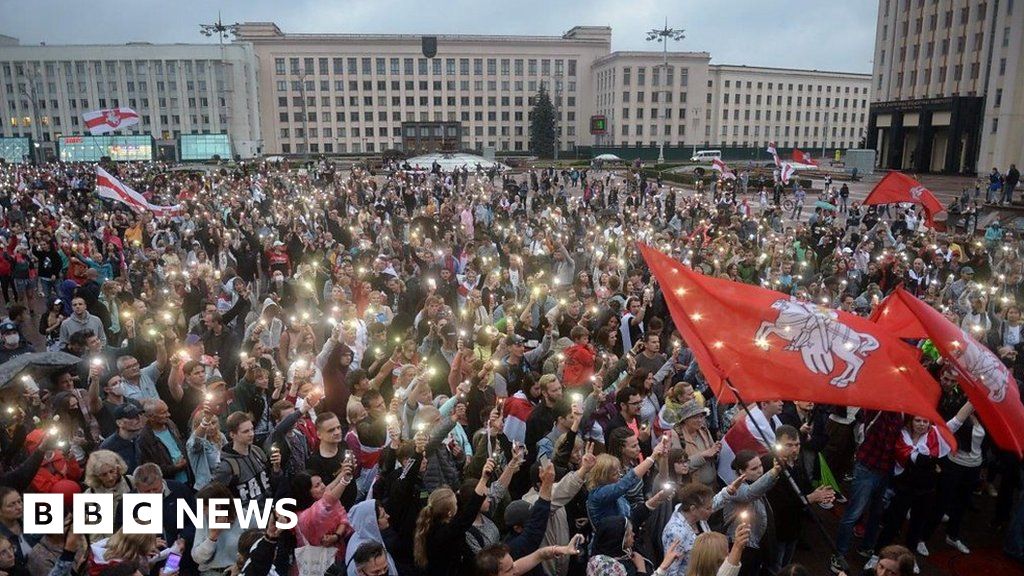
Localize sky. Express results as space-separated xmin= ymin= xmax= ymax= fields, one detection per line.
xmin=0 ymin=0 xmax=879 ymax=73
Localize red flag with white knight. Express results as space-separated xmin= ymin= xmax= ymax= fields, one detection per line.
xmin=638 ymin=243 xmax=956 ymax=446
xmin=862 ymin=171 xmax=944 ymax=228
xmin=82 ymin=107 xmax=139 ymax=135
xmin=791 ymin=148 xmax=818 ymax=166
xmin=871 ymin=287 xmax=1024 ymax=456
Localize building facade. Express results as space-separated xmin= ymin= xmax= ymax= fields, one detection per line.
xmin=0 ymin=22 xmax=877 ymax=162
xmin=707 ymin=65 xmax=871 ymax=153
xmin=868 ymin=0 xmax=1024 ymax=174
xmin=0 ymin=37 xmax=261 ymax=160
xmin=235 ymin=22 xmax=610 ymax=156
xmin=238 ymin=22 xmax=872 ymax=159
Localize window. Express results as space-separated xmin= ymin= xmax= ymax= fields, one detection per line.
xmin=333 ymin=58 xmax=344 ymax=74
xmin=995 ymin=88 xmax=1003 ymax=107
xmin=275 ymin=58 xmax=285 ymax=75
xmin=992 ymin=118 xmax=999 ymax=133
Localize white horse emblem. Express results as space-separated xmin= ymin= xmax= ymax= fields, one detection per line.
xmin=909 ymin=185 xmax=927 ymax=200
xmin=105 ymin=110 xmax=121 ymax=127
xmin=954 ymin=330 xmax=1009 ymax=402
xmin=755 ymin=298 xmax=880 ymax=387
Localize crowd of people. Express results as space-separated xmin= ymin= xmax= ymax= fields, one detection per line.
xmin=0 ymin=155 xmax=1021 ymax=576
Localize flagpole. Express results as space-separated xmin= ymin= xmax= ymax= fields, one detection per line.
xmin=721 ymin=376 xmax=840 ymax=557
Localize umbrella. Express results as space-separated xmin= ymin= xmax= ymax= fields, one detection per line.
xmin=815 ymin=200 xmax=838 ymax=211
xmin=0 ymin=351 xmax=83 ymax=390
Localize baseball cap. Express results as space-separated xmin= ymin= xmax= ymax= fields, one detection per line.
xmin=114 ymin=403 xmax=144 ymax=420
xmin=503 ymin=500 xmax=532 ymax=529
xmin=509 ymin=335 xmax=527 ymax=346
xmin=0 ymin=321 xmax=17 ymax=333
xmin=962 ymin=266 xmax=975 ymax=275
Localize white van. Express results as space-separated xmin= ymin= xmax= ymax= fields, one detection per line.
xmin=691 ymin=150 xmax=722 ymax=162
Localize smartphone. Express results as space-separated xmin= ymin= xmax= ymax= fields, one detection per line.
xmin=162 ymin=552 xmax=181 ymax=575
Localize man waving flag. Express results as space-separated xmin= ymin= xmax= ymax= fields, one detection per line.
xmin=638 ymin=243 xmax=956 ymax=447
xmin=872 ymin=287 xmax=1024 ymax=456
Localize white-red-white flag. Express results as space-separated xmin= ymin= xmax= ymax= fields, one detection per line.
xmin=82 ymin=107 xmax=139 ymax=135
xmin=712 ymin=158 xmax=736 ymax=180
xmin=779 ymin=162 xmax=797 ymax=184
xmin=95 ymin=167 xmax=183 ymax=218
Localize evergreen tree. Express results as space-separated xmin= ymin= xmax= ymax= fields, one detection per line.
xmin=529 ymin=86 xmax=556 ymax=158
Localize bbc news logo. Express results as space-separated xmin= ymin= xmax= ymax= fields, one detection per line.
xmin=23 ymin=494 xmax=298 ymax=534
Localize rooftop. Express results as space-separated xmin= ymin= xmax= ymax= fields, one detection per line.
xmin=234 ymin=22 xmax=611 ymax=45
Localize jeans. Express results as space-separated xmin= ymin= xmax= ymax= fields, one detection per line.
xmin=39 ymin=277 xmax=56 ymax=303
xmin=836 ymin=462 xmax=890 ymax=555
xmin=877 ymin=484 xmax=935 ymax=548
xmin=923 ymin=461 xmax=980 ymax=541
xmin=771 ymin=540 xmax=798 ymax=572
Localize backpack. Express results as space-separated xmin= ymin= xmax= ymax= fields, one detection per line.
xmin=226 ymin=444 xmax=267 ymax=481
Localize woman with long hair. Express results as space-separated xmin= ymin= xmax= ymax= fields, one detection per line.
xmin=39 ymin=298 xmax=66 ymax=350
xmin=186 ymin=412 xmax=225 ymax=491
xmin=292 ymin=461 xmax=354 ymax=566
xmin=413 ymin=458 xmax=495 ymax=575
xmin=0 ymin=535 xmax=30 ymax=576
xmin=586 ymin=442 xmax=664 ymax=527
xmin=870 ymin=414 xmax=952 ymax=568
xmin=0 ymin=488 xmax=34 ymax=569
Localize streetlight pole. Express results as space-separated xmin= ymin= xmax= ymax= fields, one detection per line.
xmin=821 ymin=106 xmax=830 ymax=162
xmin=552 ymin=75 xmax=562 ymax=161
xmin=18 ymin=64 xmax=41 ymax=163
xmin=647 ymin=18 xmax=685 ymax=165
xmin=297 ymin=73 xmax=311 ymax=161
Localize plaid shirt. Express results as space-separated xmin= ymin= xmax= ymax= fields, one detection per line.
xmin=855 ymin=411 xmax=904 ymax=474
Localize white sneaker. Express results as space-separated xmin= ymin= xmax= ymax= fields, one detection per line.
xmin=864 ymin=555 xmax=879 ymax=570
xmin=913 ymin=559 xmax=920 ymax=574
xmin=946 ymin=537 xmax=971 ymax=554
xmin=916 ymin=542 xmax=930 ymax=557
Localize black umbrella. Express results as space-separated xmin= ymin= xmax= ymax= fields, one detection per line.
xmin=0 ymin=351 xmax=83 ymax=390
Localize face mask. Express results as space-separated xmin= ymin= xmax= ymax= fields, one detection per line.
xmin=108 ymin=383 xmax=124 ymax=396
xmin=3 ymin=334 xmax=18 ymax=346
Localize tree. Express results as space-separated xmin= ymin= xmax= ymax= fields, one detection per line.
xmin=529 ymin=86 xmax=556 ymax=158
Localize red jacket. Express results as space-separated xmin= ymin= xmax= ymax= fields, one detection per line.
xmin=562 ymin=343 xmax=597 ymax=387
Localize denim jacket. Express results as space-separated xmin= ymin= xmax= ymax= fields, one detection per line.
xmin=186 ymin=433 xmax=222 ymax=490
xmin=586 ymin=468 xmax=639 ymax=527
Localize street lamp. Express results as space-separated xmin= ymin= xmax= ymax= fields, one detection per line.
xmin=199 ymin=12 xmax=239 ymax=45
xmin=646 ymin=18 xmax=685 ymax=165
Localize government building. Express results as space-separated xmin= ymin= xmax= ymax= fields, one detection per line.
xmin=867 ymin=0 xmax=1024 ymax=174
xmin=1 ymin=22 xmax=873 ymax=162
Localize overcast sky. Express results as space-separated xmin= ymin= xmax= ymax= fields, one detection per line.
xmin=0 ymin=0 xmax=879 ymax=73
